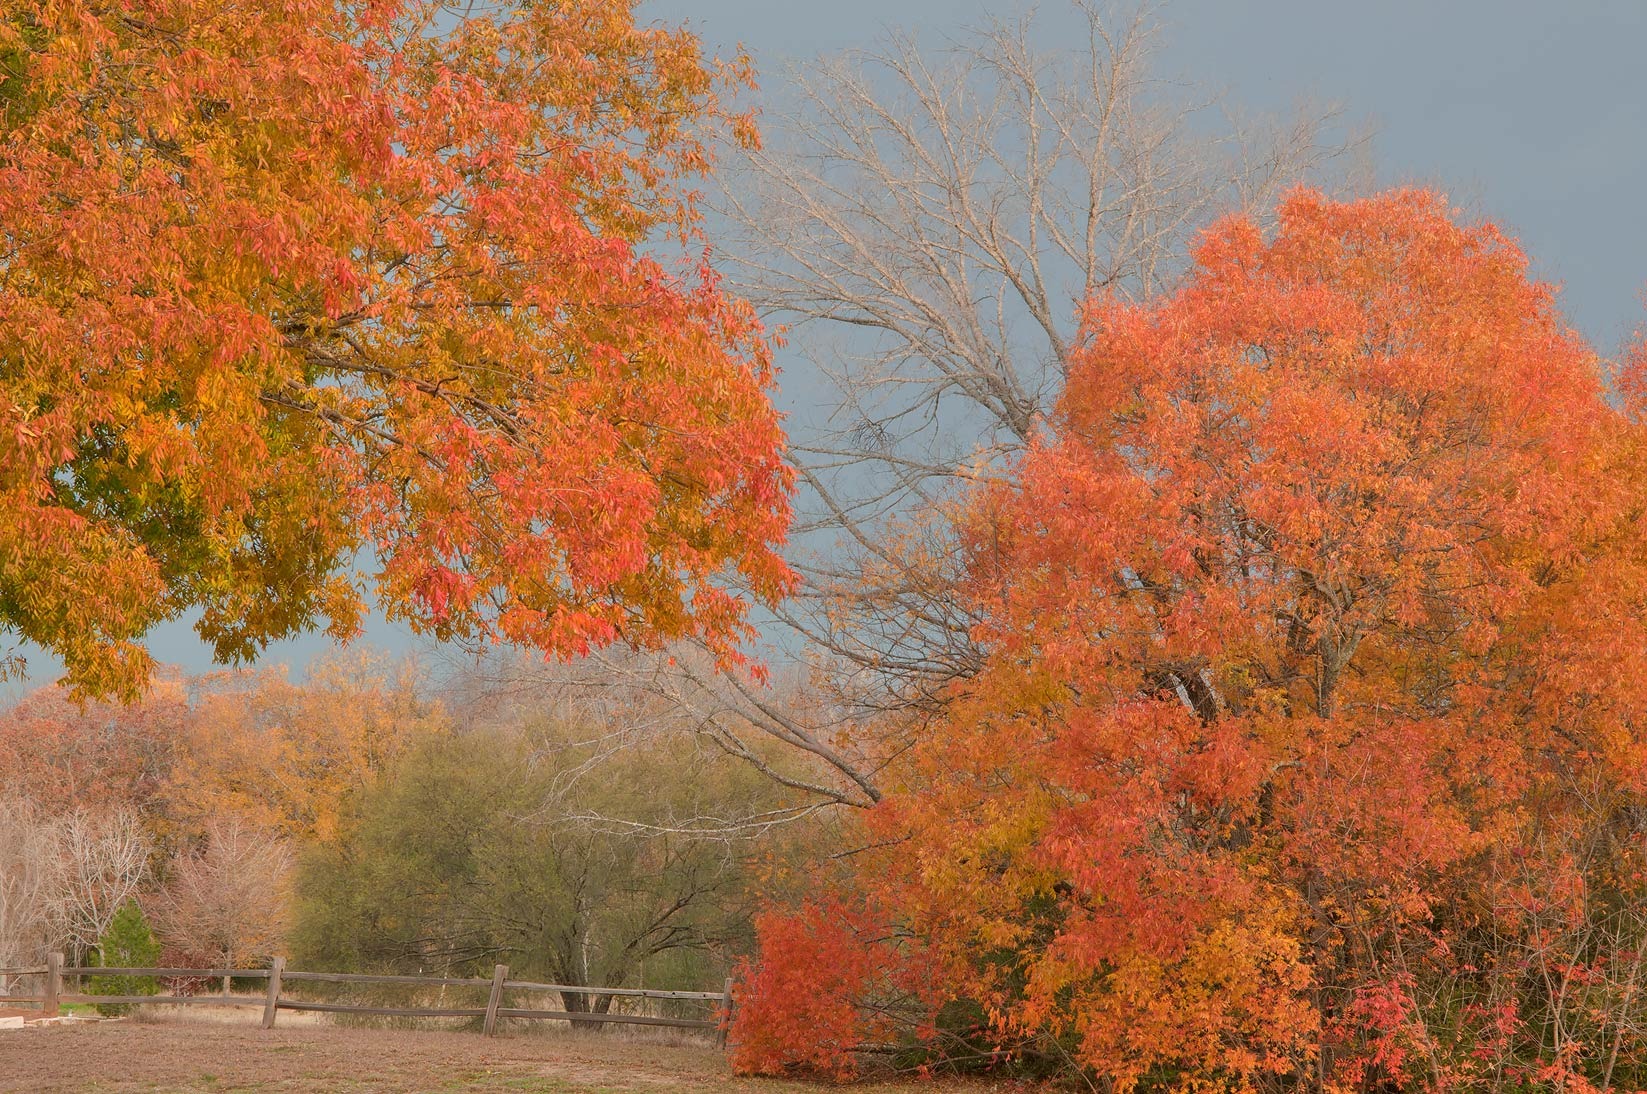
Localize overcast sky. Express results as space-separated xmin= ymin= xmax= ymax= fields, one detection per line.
xmin=664 ymin=0 xmax=1647 ymax=349
xmin=11 ymin=1 xmax=1643 ymax=698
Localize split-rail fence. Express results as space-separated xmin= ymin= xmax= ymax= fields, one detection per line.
xmin=0 ymin=954 xmax=733 ymax=1043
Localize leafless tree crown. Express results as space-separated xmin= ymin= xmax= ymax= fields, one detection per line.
xmin=725 ymin=0 xmax=1346 ymax=514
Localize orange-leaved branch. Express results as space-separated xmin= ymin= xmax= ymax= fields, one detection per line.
xmin=0 ymin=0 xmax=791 ymax=698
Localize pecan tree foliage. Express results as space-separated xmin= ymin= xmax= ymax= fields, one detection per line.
xmin=0 ymin=0 xmax=792 ymax=698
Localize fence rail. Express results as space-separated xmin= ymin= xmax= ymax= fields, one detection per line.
xmin=0 ymin=955 xmax=734 ymax=1043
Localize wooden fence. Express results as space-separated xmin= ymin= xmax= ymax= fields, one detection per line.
xmin=0 ymin=954 xmax=733 ymax=1043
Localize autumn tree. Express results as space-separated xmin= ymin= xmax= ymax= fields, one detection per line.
xmin=166 ymin=652 xmax=441 ymax=845
xmin=0 ymin=0 xmax=790 ymax=700
xmin=0 ymin=675 xmax=183 ymax=813
xmin=735 ymin=190 xmax=1647 ymax=1090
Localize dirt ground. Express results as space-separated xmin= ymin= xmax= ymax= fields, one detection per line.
xmin=0 ymin=1015 xmax=1021 ymax=1093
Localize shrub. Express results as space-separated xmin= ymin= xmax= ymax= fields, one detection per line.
xmin=88 ymin=901 xmax=161 ymax=1016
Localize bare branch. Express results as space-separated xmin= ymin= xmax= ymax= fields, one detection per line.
xmin=694 ymin=0 xmax=1360 ymax=805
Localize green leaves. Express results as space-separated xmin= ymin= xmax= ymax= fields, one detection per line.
xmin=89 ymin=900 xmax=161 ymax=1016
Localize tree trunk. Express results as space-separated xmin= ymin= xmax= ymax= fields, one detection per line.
xmin=559 ymin=986 xmax=601 ymax=1031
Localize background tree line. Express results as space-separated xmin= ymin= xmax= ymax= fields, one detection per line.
xmin=0 ymin=651 xmax=804 ymax=1002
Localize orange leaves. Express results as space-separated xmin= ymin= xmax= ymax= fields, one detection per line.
xmin=993 ymin=189 xmax=1618 ymax=736
xmin=0 ymin=0 xmax=791 ymax=698
xmin=738 ymin=189 xmax=1647 ymax=1087
xmin=1044 ymin=907 xmax=1318 ymax=1091
xmin=0 ymin=652 xmax=432 ymax=846
xmin=0 ymin=674 xmax=184 ymax=814
xmin=165 ymin=652 xmax=439 ymax=846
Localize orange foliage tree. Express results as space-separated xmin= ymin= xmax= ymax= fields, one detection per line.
xmin=0 ymin=651 xmax=428 ymax=846
xmin=735 ymin=190 xmax=1647 ymax=1090
xmin=0 ymin=674 xmax=184 ymax=813
xmin=166 ymin=653 xmax=439 ymax=845
xmin=0 ymin=0 xmax=790 ymax=699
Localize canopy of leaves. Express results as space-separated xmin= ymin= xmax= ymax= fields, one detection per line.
xmin=164 ymin=653 xmax=441 ymax=845
xmin=0 ymin=0 xmax=791 ymax=699
xmin=735 ymin=190 xmax=1647 ymax=1090
xmin=0 ymin=673 xmax=183 ymax=812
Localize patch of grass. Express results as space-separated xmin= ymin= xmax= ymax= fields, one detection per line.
xmin=430 ymin=1068 xmax=669 ymax=1093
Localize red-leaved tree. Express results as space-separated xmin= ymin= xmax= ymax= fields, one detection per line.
xmin=735 ymin=189 xmax=1647 ymax=1091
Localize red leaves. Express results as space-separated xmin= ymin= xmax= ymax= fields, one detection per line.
xmin=738 ymin=189 xmax=1647 ymax=1088
xmin=732 ymin=897 xmax=939 ymax=1080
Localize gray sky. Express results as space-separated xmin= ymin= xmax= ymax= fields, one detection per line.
xmin=664 ymin=0 xmax=1647 ymax=349
xmin=10 ymin=0 xmax=1643 ymax=698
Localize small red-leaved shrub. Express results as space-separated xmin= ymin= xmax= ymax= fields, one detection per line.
xmin=732 ymin=897 xmax=935 ymax=1079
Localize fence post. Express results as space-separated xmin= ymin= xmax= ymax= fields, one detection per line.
xmin=483 ymin=964 xmax=508 ymax=1037
xmin=44 ymin=953 xmax=62 ymax=1017
xmin=717 ymin=976 xmax=735 ymax=1049
xmin=261 ymin=956 xmax=285 ymax=1029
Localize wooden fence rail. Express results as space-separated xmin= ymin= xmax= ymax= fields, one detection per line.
xmin=0 ymin=956 xmax=735 ymax=1042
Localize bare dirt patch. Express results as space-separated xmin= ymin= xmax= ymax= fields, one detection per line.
xmin=0 ymin=1016 xmax=1023 ymax=1093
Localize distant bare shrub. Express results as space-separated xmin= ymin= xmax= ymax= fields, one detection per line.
xmin=153 ymin=818 xmax=292 ymax=973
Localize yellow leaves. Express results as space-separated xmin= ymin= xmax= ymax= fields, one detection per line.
xmin=1002 ymin=894 xmax=1318 ymax=1094
xmin=165 ymin=651 xmax=441 ymax=846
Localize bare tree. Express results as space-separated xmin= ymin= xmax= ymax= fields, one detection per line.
xmin=439 ymin=647 xmax=857 ymax=822
xmin=439 ymin=4 xmax=1361 ymax=814
xmin=551 ymin=645 xmax=891 ymax=811
xmin=152 ymin=819 xmax=292 ymax=986
xmin=632 ymin=1 xmax=1362 ymax=808
xmin=0 ymin=796 xmax=60 ymax=988
xmin=53 ymin=807 xmax=151 ymax=963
